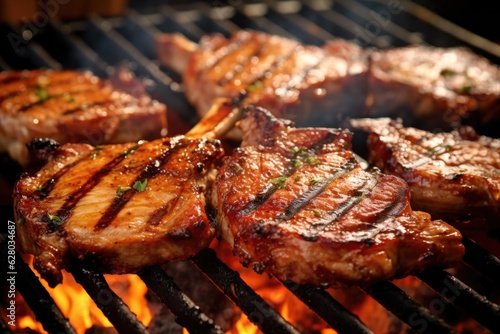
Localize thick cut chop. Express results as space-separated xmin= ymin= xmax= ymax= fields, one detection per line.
xmin=0 ymin=70 xmax=167 ymax=166
xmin=157 ymin=30 xmax=368 ymax=128
xmin=369 ymin=45 xmax=500 ymax=133
xmin=14 ymin=136 xmax=223 ymax=287
xmin=210 ymin=106 xmax=464 ymax=287
xmin=351 ymin=118 xmax=500 ymax=224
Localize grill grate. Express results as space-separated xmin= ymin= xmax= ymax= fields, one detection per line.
xmin=1 ymin=1 xmax=500 ymax=333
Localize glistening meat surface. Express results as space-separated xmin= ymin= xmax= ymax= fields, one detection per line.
xmin=157 ymin=30 xmax=368 ymax=128
xmin=210 ymin=106 xmax=464 ymax=287
xmin=0 ymin=70 xmax=167 ymax=166
xmin=351 ymin=118 xmax=500 ymax=224
xmin=14 ymin=136 xmax=223 ymax=287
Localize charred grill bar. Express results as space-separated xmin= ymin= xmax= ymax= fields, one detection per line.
xmin=1 ymin=0 xmax=500 ymax=333
xmin=2 ymin=235 xmax=500 ymax=333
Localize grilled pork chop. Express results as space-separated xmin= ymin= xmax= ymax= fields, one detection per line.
xmin=369 ymin=45 xmax=500 ymax=133
xmin=157 ymin=30 xmax=368 ymax=128
xmin=210 ymin=106 xmax=464 ymax=287
xmin=14 ymin=136 xmax=223 ymax=287
xmin=351 ymin=118 xmax=500 ymax=224
xmin=0 ymin=70 xmax=167 ymax=166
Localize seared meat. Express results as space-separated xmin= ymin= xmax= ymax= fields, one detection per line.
xmin=156 ymin=30 xmax=369 ymax=128
xmin=14 ymin=136 xmax=223 ymax=287
xmin=0 ymin=70 xmax=167 ymax=166
xmin=158 ymin=31 xmax=500 ymax=135
xmin=351 ymin=118 xmax=500 ymax=224
xmin=210 ymin=106 xmax=464 ymax=287
xmin=369 ymin=45 xmax=500 ymax=133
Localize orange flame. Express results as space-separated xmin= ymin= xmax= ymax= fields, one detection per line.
xmin=16 ymin=257 xmax=151 ymax=333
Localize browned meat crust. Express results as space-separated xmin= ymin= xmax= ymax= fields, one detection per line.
xmin=0 ymin=70 xmax=168 ymax=166
xmin=157 ymin=31 xmax=500 ymax=135
xmin=14 ymin=136 xmax=223 ymax=287
xmin=157 ymin=30 xmax=369 ymax=128
xmin=210 ymin=106 xmax=464 ymax=287
xmin=369 ymin=45 xmax=500 ymax=132
xmin=351 ymin=118 xmax=500 ymax=224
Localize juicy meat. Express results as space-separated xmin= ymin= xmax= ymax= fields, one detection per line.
xmin=156 ymin=30 xmax=368 ymax=128
xmin=0 ymin=70 xmax=168 ymax=166
xmin=369 ymin=45 xmax=500 ymax=133
xmin=158 ymin=31 xmax=500 ymax=135
xmin=14 ymin=136 xmax=223 ymax=287
xmin=351 ymin=118 xmax=500 ymax=224
xmin=210 ymin=106 xmax=464 ymax=287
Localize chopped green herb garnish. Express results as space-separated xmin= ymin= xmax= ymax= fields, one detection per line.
xmin=247 ymin=80 xmax=264 ymax=92
xmin=47 ymin=214 xmax=61 ymax=222
xmin=440 ymin=68 xmax=456 ymax=76
xmin=36 ymin=185 xmax=45 ymax=192
xmin=36 ymin=85 xmax=50 ymax=101
xmin=290 ymin=147 xmax=302 ymax=155
xmin=309 ymin=178 xmax=320 ymax=185
xmin=271 ymin=176 xmax=287 ymax=189
xmin=294 ymin=175 xmax=301 ymax=181
xmin=90 ymin=145 xmax=106 ymax=159
xmin=117 ymin=185 xmax=132 ymax=196
xmin=292 ymin=159 xmax=301 ymax=167
xmin=17 ymin=218 xmax=24 ymax=225
xmin=312 ymin=209 xmax=322 ymax=217
xmin=121 ymin=141 xmax=145 ymax=157
xmin=133 ymin=179 xmax=148 ymax=192
xmin=64 ymin=93 xmax=75 ymax=103
xmin=305 ymin=156 xmax=322 ymax=165
xmin=459 ymin=85 xmax=472 ymax=94
xmin=425 ymin=144 xmax=452 ymax=157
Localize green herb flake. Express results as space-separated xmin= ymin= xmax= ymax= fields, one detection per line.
xmin=425 ymin=144 xmax=452 ymax=157
xmin=292 ymin=159 xmax=301 ymax=167
xmin=133 ymin=179 xmax=148 ymax=192
xmin=47 ymin=214 xmax=61 ymax=222
xmin=305 ymin=156 xmax=322 ymax=165
xmin=36 ymin=85 xmax=50 ymax=101
xmin=122 ymin=141 xmax=146 ymax=157
xmin=309 ymin=178 xmax=320 ymax=186
xmin=117 ymin=185 xmax=132 ymax=196
xmin=17 ymin=218 xmax=24 ymax=225
xmin=271 ymin=176 xmax=287 ymax=189
xmin=90 ymin=145 xmax=106 ymax=160
xmin=440 ymin=68 xmax=456 ymax=76
xmin=36 ymin=185 xmax=45 ymax=192
xmin=290 ymin=147 xmax=302 ymax=155
xmin=63 ymin=93 xmax=75 ymax=103
xmin=312 ymin=209 xmax=322 ymax=217
xmin=247 ymin=80 xmax=264 ymax=92
xmin=459 ymin=85 xmax=472 ymax=94
xmin=294 ymin=175 xmax=301 ymax=181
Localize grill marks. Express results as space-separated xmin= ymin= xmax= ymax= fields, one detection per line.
xmin=278 ymin=158 xmax=357 ymax=221
xmin=94 ymin=142 xmax=187 ymax=231
xmin=44 ymin=142 xmax=146 ymax=233
xmin=240 ymin=131 xmax=339 ymax=216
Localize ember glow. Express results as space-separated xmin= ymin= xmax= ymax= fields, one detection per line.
xmin=16 ymin=256 xmax=151 ymax=333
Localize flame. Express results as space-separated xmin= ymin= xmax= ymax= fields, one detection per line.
xmin=16 ymin=257 xmax=151 ymax=333
xmin=214 ymin=242 xmax=337 ymax=334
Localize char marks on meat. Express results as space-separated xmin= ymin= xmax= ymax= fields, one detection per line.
xmin=0 ymin=70 xmax=168 ymax=166
xmin=14 ymin=136 xmax=223 ymax=286
xmin=351 ymin=117 xmax=500 ymax=224
xmin=210 ymin=106 xmax=464 ymax=287
xmin=157 ymin=30 xmax=369 ymax=128
xmin=157 ymin=30 xmax=500 ymax=135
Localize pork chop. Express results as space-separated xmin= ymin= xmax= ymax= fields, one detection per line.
xmin=210 ymin=106 xmax=464 ymax=287
xmin=0 ymin=69 xmax=167 ymax=166
xmin=14 ymin=136 xmax=223 ymax=287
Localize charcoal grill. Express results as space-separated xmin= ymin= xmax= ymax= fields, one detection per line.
xmin=1 ymin=1 xmax=500 ymax=333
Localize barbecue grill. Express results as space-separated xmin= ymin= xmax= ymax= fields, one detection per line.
xmin=1 ymin=1 xmax=500 ymax=333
